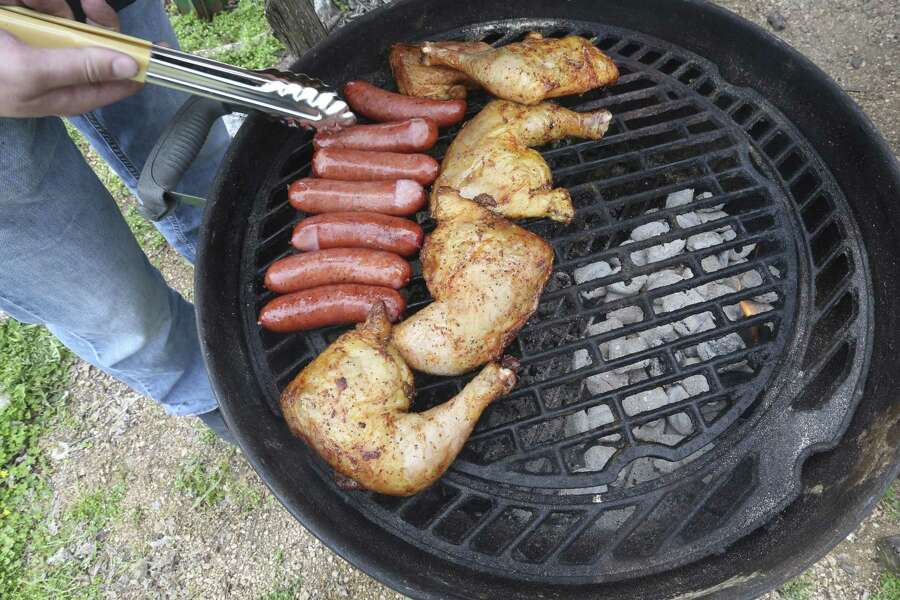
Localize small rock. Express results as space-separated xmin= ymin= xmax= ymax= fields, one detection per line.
xmin=47 ymin=547 xmax=71 ymax=566
xmin=130 ymin=558 xmax=150 ymax=581
xmin=676 ymin=211 xmax=702 ymax=229
xmin=607 ymin=305 xmax=644 ymax=325
xmin=877 ymin=535 xmax=900 ymax=574
xmin=623 ymin=387 xmax=670 ymax=415
xmin=572 ymin=349 xmax=593 ymax=370
xmin=587 ymin=316 xmax=624 ymax=336
xmin=767 ymin=11 xmax=786 ymax=31
xmin=74 ymin=540 xmax=96 ymax=559
xmin=835 ymin=553 xmax=860 ymax=576
xmin=681 ymin=374 xmax=710 ymax=396
xmin=574 ymin=260 xmax=614 ymax=284
xmin=665 ymin=188 xmax=694 ymax=208
xmin=686 ymin=231 xmax=723 ymax=251
xmin=740 ymin=269 xmax=764 ymax=289
xmin=701 ymin=255 xmax=723 ymax=273
xmin=577 ymin=445 xmax=617 ymax=472
xmin=0 ymin=392 xmax=9 ymax=412
xmin=646 ymin=269 xmax=685 ymax=291
xmin=631 ymin=220 xmax=669 ymax=241
xmin=647 ymin=239 xmax=687 ymax=263
xmin=850 ymin=55 xmax=865 ymax=69
xmin=585 ymin=371 xmax=629 ymax=395
xmin=608 ymin=275 xmax=648 ymax=296
xmin=667 ymin=412 xmax=694 ymax=436
xmin=299 ymin=591 xmax=311 ymax=600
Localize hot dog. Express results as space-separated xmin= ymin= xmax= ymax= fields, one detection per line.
xmin=264 ymin=248 xmax=411 ymax=293
xmin=313 ymin=118 xmax=438 ymax=152
xmin=312 ymin=148 xmax=439 ymax=185
xmin=288 ymin=178 xmax=425 ymax=216
xmin=258 ymin=285 xmax=405 ymax=332
xmin=343 ymin=80 xmax=467 ymax=127
xmin=292 ymin=212 xmax=423 ymax=256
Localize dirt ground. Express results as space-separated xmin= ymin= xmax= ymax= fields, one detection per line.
xmin=33 ymin=0 xmax=899 ymax=599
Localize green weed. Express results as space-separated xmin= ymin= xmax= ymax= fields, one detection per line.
xmin=881 ymin=480 xmax=899 ymax=523
xmin=778 ymin=573 xmax=814 ymax=600
xmin=175 ymin=456 xmax=231 ymax=509
xmin=258 ymin=576 xmax=304 ymax=600
xmin=872 ymin=571 xmax=900 ymax=600
xmin=0 ymin=320 xmax=71 ymax=598
xmin=170 ymin=0 xmax=285 ymax=70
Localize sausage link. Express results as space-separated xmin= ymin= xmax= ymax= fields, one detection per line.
xmin=343 ymin=80 xmax=466 ymax=127
xmin=312 ymin=148 xmax=439 ymax=185
xmin=288 ymin=178 xmax=425 ymax=216
xmin=313 ymin=118 xmax=438 ymax=152
xmin=258 ymin=285 xmax=405 ymax=332
xmin=264 ymin=249 xmax=411 ymax=293
xmin=292 ymin=212 xmax=423 ymax=257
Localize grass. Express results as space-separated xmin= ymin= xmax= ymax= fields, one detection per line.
xmin=169 ymin=0 xmax=285 ymax=70
xmin=778 ymin=573 xmax=814 ymax=600
xmin=872 ymin=572 xmax=900 ymax=600
xmin=21 ymin=482 xmax=127 ymax=599
xmin=175 ymin=453 xmax=264 ymax=512
xmin=0 ymin=319 xmax=72 ymax=598
xmin=258 ymin=576 xmax=304 ymax=600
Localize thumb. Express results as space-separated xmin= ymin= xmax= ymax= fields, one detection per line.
xmin=30 ymin=45 xmax=139 ymax=90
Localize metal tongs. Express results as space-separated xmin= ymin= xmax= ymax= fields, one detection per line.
xmin=0 ymin=5 xmax=356 ymax=130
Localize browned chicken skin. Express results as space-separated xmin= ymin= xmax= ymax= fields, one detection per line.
xmin=421 ymin=32 xmax=619 ymax=105
xmin=279 ymin=303 xmax=517 ymax=496
xmin=392 ymin=189 xmax=554 ymax=376
xmin=434 ymin=100 xmax=613 ymax=222
xmin=390 ymin=41 xmax=489 ymax=99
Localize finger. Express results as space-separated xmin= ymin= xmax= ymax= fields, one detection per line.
xmin=31 ymin=80 xmax=143 ymax=116
xmin=4 ymin=0 xmax=75 ymax=19
xmin=81 ymin=0 xmax=119 ymax=30
xmin=28 ymin=45 xmax=140 ymax=90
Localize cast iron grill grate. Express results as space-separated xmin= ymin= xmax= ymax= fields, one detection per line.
xmin=238 ymin=20 xmax=871 ymax=581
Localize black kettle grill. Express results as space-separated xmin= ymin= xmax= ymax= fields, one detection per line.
xmin=140 ymin=1 xmax=900 ymax=598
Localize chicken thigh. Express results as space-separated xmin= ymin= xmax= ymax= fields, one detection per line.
xmin=421 ymin=32 xmax=619 ymax=105
xmin=392 ymin=189 xmax=554 ymax=376
xmin=434 ymin=100 xmax=613 ymax=222
xmin=390 ymin=41 xmax=489 ymax=99
xmin=279 ymin=302 xmax=517 ymax=496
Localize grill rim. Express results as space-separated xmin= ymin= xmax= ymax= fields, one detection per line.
xmin=195 ymin=1 xmax=900 ymax=598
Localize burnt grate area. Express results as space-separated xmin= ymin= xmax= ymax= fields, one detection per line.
xmin=238 ymin=20 xmax=871 ymax=581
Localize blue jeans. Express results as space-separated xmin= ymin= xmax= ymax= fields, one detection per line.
xmin=0 ymin=0 xmax=230 ymax=416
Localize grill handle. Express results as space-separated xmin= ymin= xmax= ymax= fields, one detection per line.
xmin=137 ymin=96 xmax=231 ymax=220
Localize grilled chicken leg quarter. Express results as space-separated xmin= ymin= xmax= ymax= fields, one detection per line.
xmin=393 ymin=190 xmax=554 ymax=376
xmin=279 ymin=303 xmax=517 ymax=496
xmin=421 ymin=32 xmax=619 ymax=105
xmin=434 ymin=100 xmax=613 ymax=222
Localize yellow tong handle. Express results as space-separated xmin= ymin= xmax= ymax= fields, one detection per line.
xmin=0 ymin=5 xmax=151 ymax=82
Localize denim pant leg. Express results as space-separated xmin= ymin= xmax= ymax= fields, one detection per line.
xmin=0 ymin=116 xmax=218 ymax=417
xmin=68 ymin=0 xmax=231 ymax=264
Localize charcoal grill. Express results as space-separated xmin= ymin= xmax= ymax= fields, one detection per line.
xmin=151 ymin=0 xmax=900 ymax=597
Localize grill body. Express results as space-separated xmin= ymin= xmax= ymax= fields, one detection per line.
xmin=195 ymin=1 xmax=900 ymax=598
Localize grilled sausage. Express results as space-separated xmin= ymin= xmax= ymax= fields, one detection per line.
xmin=292 ymin=212 xmax=423 ymax=256
xmin=258 ymin=284 xmax=405 ymax=332
xmin=313 ymin=118 xmax=438 ymax=152
xmin=343 ymin=80 xmax=467 ymax=127
xmin=312 ymin=148 xmax=439 ymax=185
xmin=264 ymin=249 xmax=411 ymax=293
xmin=288 ymin=178 xmax=425 ymax=216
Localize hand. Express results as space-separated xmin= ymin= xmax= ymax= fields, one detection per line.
xmin=0 ymin=0 xmax=142 ymax=117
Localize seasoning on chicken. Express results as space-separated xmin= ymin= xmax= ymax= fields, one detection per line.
xmin=420 ymin=32 xmax=619 ymax=105
xmin=279 ymin=302 xmax=517 ymax=496
xmin=392 ymin=189 xmax=554 ymax=376
xmin=390 ymin=41 xmax=489 ymax=99
xmin=434 ymin=100 xmax=613 ymax=222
